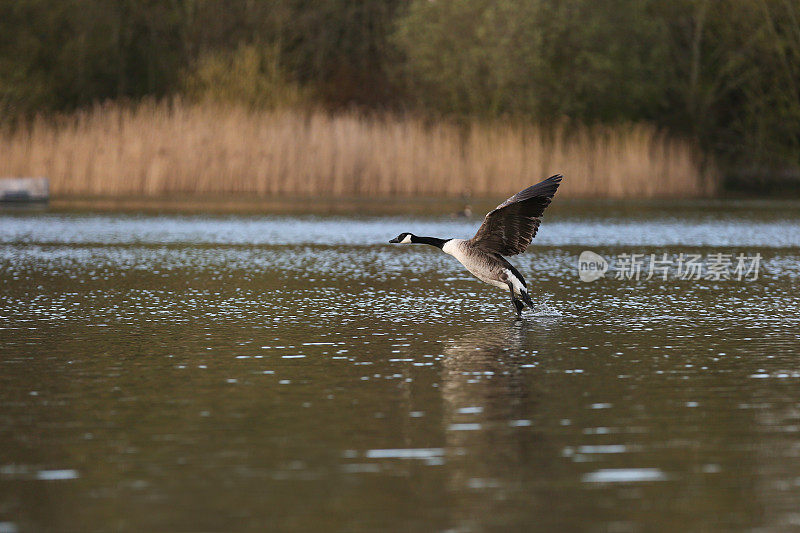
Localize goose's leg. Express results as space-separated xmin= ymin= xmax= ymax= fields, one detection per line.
xmin=520 ymin=289 xmax=534 ymax=309
xmin=507 ymin=282 xmax=523 ymax=318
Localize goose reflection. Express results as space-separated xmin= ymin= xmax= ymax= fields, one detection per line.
xmin=440 ymin=320 xmax=559 ymax=531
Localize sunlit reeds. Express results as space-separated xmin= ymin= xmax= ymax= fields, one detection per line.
xmin=0 ymin=101 xmax=717 ymax=198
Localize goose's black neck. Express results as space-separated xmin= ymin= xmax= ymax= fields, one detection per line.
xmin=411 ymin=236 xmax=449 ymax=249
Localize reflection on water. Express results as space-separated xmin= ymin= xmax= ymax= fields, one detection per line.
xmin=441 ymin=323 xmax=547 ymax=532
xmin=1 ymin=202 xmax=800 ymax=531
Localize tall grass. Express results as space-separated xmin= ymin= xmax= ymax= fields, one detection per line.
xmin=0 ymin=101 xmax=716 ymax=198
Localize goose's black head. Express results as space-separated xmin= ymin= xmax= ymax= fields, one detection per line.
xmin=389 ymin=232 xmax=414 ymax=244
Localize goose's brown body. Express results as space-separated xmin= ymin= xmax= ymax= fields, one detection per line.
xmin=442 ymin=239 xmax=526 ymax=293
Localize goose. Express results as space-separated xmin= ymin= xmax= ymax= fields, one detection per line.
xmin=389 ymin=174 xmax=562 ymax=317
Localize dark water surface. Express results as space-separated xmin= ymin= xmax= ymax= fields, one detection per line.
xmin=2 ymin=202 xmax=800 ymax=532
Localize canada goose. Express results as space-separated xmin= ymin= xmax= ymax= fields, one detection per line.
xmin=454 ymin=204 xmax=472 ymax=218
xmin=389 ymin=174 xmax=562 ymax=317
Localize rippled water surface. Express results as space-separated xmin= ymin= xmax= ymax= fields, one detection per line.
xmin=2 ymin=201 xmax=800 ymax=532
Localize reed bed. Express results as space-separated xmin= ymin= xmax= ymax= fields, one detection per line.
xmin=0 ymin=101 xmax=717 ymax=198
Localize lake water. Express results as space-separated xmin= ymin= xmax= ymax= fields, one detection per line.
xmin=2 ymin=201 xmax=800 ymax=532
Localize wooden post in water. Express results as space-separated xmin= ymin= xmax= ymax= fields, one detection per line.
xmin=0 ymin=177 xmax=49 ymax=203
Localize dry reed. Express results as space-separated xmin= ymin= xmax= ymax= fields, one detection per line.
xmin=0 ymin=101 xmax=717 ymax=198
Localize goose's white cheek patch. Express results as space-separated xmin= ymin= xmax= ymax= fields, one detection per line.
xmin=401 ymin=234 xmax=413 ymax=244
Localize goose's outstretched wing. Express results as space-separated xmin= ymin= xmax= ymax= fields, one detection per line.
xmin=469 ymin=174 xmax=562 ymax=256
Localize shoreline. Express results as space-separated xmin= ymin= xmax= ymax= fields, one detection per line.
xmin=2 ymin=193 xmax=796 ymax=217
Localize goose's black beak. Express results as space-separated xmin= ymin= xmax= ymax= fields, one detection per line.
xmin=389 ymin=237 xmax=399 ymax=243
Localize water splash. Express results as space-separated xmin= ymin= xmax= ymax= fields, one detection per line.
xmin=529 ymin=294 xmax=563 ymax=317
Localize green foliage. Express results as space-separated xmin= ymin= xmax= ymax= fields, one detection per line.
xmin=392 ymin=0 xmax=671 ymax=122
xmin=269 ymin=0 xmax=403 ymax=106
xmin=182 ymin=44 xmax=308 ymax=108
xmin=0 ymin=0 xmax=185 ymax=115
xmin=392 ymin=0 xmax=800 ymax=174
xmin=643 ymin=0 xmax=800 ymax=173
xmin=0 ymin=0 xmax=798 ymax=178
